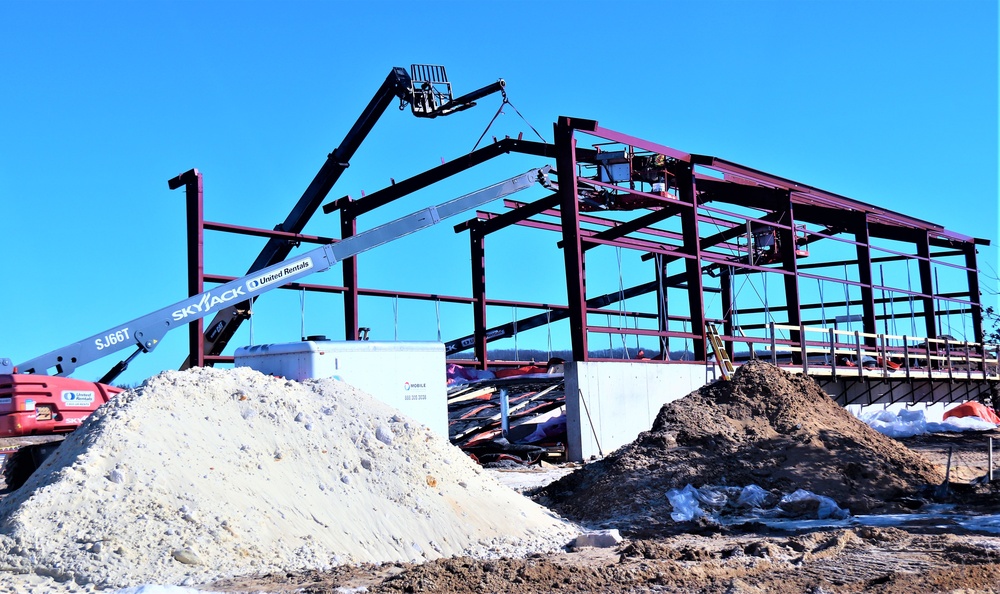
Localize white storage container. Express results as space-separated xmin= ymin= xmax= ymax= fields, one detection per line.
xmin=234 ymin=340 xmax=447 ymax=437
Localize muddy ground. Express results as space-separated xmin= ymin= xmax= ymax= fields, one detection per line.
xmin=210 ymin=526 xmax=1000 ymax=594
xmin=4 ymin=363 xmax=1000 ymax=593
xmin=208 ymin=362 xmax=1000 ymax=594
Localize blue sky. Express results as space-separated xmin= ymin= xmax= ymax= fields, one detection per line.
xmin=2 ymin=0 xmax=996 ymax=385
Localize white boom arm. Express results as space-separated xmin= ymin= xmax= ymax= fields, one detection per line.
xmin=9 ymin=167 xmax=551 ymax=378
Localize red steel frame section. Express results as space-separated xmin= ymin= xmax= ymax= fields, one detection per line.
xmin=176 ymin=118 xmax=991 ymax=375
xmin=169 ymin=169 xmax=205 ymax=368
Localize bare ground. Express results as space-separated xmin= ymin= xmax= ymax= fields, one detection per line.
xmin=5 ymin=363 xmax=1000 ymax=593
xmin=208 ymin=362 xmax=1000 ymax=593
xmin=209 ymin=526 xmax=1000 ymax=593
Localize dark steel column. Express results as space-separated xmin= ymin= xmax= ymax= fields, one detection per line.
xmin=677 ymin=162 xmax=706 ymax=360
xmin=853 ymin=214 xmax=877 ymax=347
xmin=555 ymin=117 xmax=589 ymax=362
xmin=720 ymin=266 xmax=734 ymax=359
xmin=340 ymin=201 xmax=359 ymax=340
xmin=169 ymin=169 xmax=204 ymax=368
xmin=965 ymin=244 xmax=985 ymax=345
xmin=780 ymin=199 xmax=802 ymax=362
xmin=916 ymin=233 xmax=937 ymax=338
xmin=470 ymin=225 xmax=488 ymax=368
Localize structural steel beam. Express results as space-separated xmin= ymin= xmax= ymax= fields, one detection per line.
xmin=916 ymin=232 xmax=938 ymax=339
xmin=721 ymin=265 xmax=734 ymax=357
xmin=678 ymin=161 xmax=707 ymax=359
xmin=579 ymin=203 xmax=684 ymax=252
xmin=168 ymin=169 xmax=205 ymax=369
xmin=779 ymin=196 xmax=802 ymax=363
xmin=965 ymin=244 xmax=985 ymax=346
xmin=470 ymin=223 xmax=488 ymax=367
xmin=854 ymin=213 xmax=878 ymax=347
xmin=325 ymin=139 xmax=550 ymax=217
xmin=340 ymin=203 xmax=359 ymax=340
xmin=467 ymin=194 xmax=560 ymax=236
xmin=555 ymin=117 xmax=589 ymax=361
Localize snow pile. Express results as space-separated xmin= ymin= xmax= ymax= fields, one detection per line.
xmin=0 ymin=367 xmax=578 ymax=590
xmin=859 ymin=408 xmax=998 ymax=438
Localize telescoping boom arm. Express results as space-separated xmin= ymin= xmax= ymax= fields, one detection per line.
xmin=12 ymin=167 xmax=550 ymax=380
xmin=186 ymin=65 xmax=506 ymax=368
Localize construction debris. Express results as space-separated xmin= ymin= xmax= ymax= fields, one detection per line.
xmin=536 ymin=361 xmax=944 ymax=534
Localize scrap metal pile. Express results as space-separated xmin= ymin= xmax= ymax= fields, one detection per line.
xmin=448 ymin=375 xmax=566 ymax=464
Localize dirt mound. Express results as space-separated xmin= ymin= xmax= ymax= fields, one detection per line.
xmin=537 ymin=361 xmax=943 ymax=533
xmin=0 ymin=368 xmax=577 ymax=589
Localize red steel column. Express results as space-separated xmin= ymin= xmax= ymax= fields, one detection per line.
xmin=720 ymin=265 xmax=734 ymax=359
xmin=916 ymin=232 xmax=937 ymax=339
xmin=169 ymin=169 xmax=205 ymax=368
xmin=655 ymin=255 xmax=671 ymax=360
xmin=780 ymin=196 xmax=803 ymax=362
xmin=854 ymin=213 xmax=878 ymax=347
xmin=677 ymin=162 xmax=706 ymax=360
xmin=470 ymin=225 xmax=489 ymax=368
xmin=555 ymin=117 xmax=589 ymax=362
xmin=962 ymin=243 xmax=985 ymax=346
xmin=340 ymin=201 xmax=359 ymax=340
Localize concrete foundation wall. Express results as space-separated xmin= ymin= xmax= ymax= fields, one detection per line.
xmin=565 ymin=361 xmax=716 ymax=462
xmin=563 ymin=361 xmax=995 ymax=463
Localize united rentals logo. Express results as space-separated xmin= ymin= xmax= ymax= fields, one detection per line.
xmin=61 ymin=390 xmax=96 ymax=407
xmin=171 ymin=258 xmax=314 ymax=322
xmin=246 ymin=258 xmax=313 ymax=292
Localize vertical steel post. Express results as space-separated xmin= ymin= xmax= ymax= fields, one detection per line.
xmin=721 ymin=266 xmax=734 ymax=359
xmin=829 ymin=328 xmax=837 ymax=378
xmin=554 ymin=117 xmax=589 ymax=362
xmin=654 ymin=255 xmax=670 ymax=360
xmin=916 ymin=232 xmax=937 ymax=339
xmin=780 ymin=197 xmax=802 ymax=363
xmin=677 ymin=162 xmax=706 ymax=360
xmin=340 ymin=201 xmax=359 ymax=340
xmin=854 ymin=213 xmax=878 ymax=348
xmin=470 ymin=225 xmax=488 ymax=368
xmin=964 ymin=243 xmax=985 ymax=346
xmin=169 ymin=169 xmax=204 ymax=368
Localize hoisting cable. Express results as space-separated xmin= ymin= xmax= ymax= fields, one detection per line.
xmin=818 ymin=279 xmax=826 ymax=328
xmin=656 ymin=254 xmax=668 ymax=359
xmin=906 ymin=260 xmax=917 ymax=336
xmin=633 ymin=311 xmax=641 ymax=352
xmin=513 ymin=305 xmax=519 ymax=362
xmin=470 ymin=87 xmax=547 ymax=153
xmin=607 ymin=313 xmax=614 ymax=354
xmin=616 ymin=246 xmax=631 ymax=359
xmin=435 ymin=298 xmax=442 ymax=342
xmin=546 ymin=309 xmax=552 ymax=360
xmin=393 ymin=296 xmax=399 ymax=341
xmin=300 ymin=288 xmax=307 ymax=341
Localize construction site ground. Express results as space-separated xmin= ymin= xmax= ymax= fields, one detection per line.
xmin=206 ymin=440 xmax=1000 ymax=594
xmin=2 ymin=362 xmax=999 ymax=593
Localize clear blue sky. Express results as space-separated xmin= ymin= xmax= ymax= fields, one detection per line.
xmin=2 ymin=0 xmax=996 ymax=385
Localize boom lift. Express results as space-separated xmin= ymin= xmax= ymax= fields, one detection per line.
xmin=0 ymin=167 xmax=550 ymax=488
xmin=180 ymin=64 xmax=505 ymax=374
xmin=6 ymin=167 xmax=550 ymax=380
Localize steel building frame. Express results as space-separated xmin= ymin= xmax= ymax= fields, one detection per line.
xmin=175 ymin=117 xmax=994 ymax=389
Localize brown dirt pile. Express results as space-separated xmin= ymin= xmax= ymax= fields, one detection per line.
xmin=211 ymin=529 xmax=1000 ymax=593
xmin=537 ymin=361 xmax=944 ymax=532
